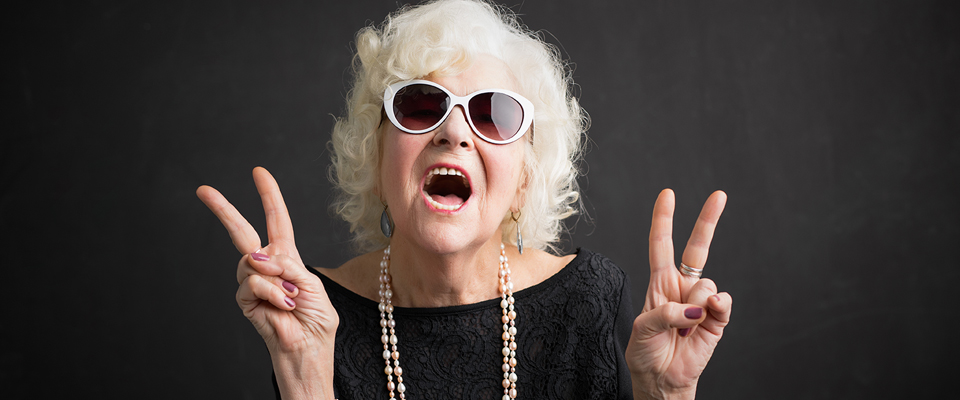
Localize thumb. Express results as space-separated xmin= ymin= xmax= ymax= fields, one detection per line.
xmin=632 ymin=302 xmax=706 ymax=340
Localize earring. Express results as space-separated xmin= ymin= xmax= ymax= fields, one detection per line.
xmin=380 ymin=205 xmax=393 ymax=238
xmin=511 ymin=211 xmax=523 ymax=254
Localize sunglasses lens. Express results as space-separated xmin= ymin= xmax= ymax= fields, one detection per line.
xmin=393 ymin=84 xmax=449 ymax=131
xmin=468 ymin=92 xmax=524 ymax=142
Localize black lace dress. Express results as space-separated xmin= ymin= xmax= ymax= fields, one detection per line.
xmin=274 ymin=249 xmax=635 ymax=399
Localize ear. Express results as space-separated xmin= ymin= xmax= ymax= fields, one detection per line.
xmin=511 ymin=164 xmax=529 ymax=212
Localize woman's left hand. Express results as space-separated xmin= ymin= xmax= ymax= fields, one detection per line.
xmin=625 ymin=189 xmax=733 ymax=400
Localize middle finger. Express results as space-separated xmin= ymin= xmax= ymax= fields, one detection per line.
xmin=679 ymin=191 xmax=727 ymax=285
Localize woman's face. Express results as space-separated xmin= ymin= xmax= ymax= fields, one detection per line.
xmin=379 ymin=55 xmax=527 ymax=255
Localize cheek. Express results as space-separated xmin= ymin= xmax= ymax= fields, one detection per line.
xmin=380 ymin=132 xmax=424 ymax=193
xmin=484 ymin=146 xmax=525 ymax=197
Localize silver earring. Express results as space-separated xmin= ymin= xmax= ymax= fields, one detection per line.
xmin=380 ymin=205 xmax=393 ymax=238
xmin=512 ymin=211 xmax=523 ymax=254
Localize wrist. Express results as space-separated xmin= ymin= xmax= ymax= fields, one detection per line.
xmin=271 ymin=345 xmax=336 ymax=400
xmin=631 ymin=373 xmax=697 ymax=400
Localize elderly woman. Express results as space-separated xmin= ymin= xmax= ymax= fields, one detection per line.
xmin=198 ymin=0 xmax=731 ymax=399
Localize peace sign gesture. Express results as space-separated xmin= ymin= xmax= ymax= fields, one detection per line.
xmin=626 ymin=189 xmax=734 ymax=400
xmin=197 ymin=167 xmax=337 ymax=399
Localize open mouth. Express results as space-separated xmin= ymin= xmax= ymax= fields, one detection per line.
xmin=422 ymin=167 xmax=471 ymax=211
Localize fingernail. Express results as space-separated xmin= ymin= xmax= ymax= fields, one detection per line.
xmin=282 ymin=281 xmax=297 ymax=292
xmin=684 ymin=307 xmax=703 ymax=319
xmin=712 ymin=294 xmax=721 ymax=302
xmin=251 ymin=253 xmax=269 ymax=261
xmin=284 ymin=297 xmax=295 ymax=307
xmin=678 ymin=328 xmax=690 ymax=337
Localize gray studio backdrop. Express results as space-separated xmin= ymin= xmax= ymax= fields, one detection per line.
xmin=6 ymin=1 xmax=958 ymax=398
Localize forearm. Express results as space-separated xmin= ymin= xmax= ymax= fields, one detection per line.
xmin=271 ymin=346 xmax=336 ymax=400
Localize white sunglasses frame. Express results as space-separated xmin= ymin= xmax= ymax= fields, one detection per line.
xmin=382 ymin=79 xmax=534 ymax=145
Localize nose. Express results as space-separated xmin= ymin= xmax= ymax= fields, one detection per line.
xmin=433 ymin=105 xmax=475 ymax=150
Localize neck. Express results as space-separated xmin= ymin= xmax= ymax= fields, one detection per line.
xmin=385 ymin=233 xmax=505 ymax=308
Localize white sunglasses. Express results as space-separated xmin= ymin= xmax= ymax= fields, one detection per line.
xmin=383 ymin=79 xmax=534 ymax=145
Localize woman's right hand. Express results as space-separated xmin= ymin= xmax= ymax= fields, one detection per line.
xmin=197 ymin=166 xmax=338 ymax=399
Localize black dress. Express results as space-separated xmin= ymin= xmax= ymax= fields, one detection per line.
xmin=274 ymin=249 xmax=635 ymax=399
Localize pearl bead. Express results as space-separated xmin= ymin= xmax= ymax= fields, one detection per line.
xmin=377 ymin=244 xmax=518 ymax=398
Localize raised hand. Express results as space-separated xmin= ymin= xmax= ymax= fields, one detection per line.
xmin=197 ymin=167 xmax=337 ymax=399
xmin=626 ymin=189 xmax=733 ymax=400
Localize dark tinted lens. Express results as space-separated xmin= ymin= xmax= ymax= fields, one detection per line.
xmin=468 ymin=92 xmax=523 ymax=141
xmin=393 ymin=84 xmax=449 ymax=131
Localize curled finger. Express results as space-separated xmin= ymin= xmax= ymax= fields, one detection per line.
xmin=237 ymin=254 xmax=299 ymax=297
xmin=237 ymin=274 xmax=297 ymax=313
xmin=700 ymin=292 xmax=733 ymax=336
xmin=680 ymin=278 xmax=719 ymax=336
xmin=631 ymin=301 xmax=707 ymax=341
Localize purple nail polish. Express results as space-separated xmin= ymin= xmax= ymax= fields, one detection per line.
xmin=282 ymin=281 xmax=297 ymax=293
xmin=712 ymin=294 xmax=721 ymax=302
xmin=678 ymin=328 xmax=690 ymax=337
xmin=251 ymin=253 xmax=269 ymax=261
xmin=684 ymin=307 xmax=703 ymax=319
xmin=284 ymin=297 xmax=295 ymax=308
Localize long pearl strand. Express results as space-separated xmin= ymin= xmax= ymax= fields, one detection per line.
xmin=378 ymin=243 xmax=518 ymax=399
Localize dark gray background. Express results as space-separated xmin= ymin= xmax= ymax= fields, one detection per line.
xmin=5 ymin=0 xmax=958 ymax=398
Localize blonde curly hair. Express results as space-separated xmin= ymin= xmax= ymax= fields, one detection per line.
xmin=329 ymin=0 xmax=587 ymax=253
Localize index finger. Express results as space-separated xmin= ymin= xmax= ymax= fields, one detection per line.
xmin=196 ymin=185 xmax=262 ymax=254
xmin=252 ymin=167 xmax=296 ymax=246
xmin=649 ymin=188 xmax=677 ymax=274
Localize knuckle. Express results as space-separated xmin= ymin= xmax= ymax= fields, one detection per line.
xmin=697 ymin=278 xmax=718 ymax=293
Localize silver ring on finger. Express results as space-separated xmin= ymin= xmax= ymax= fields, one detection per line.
xmin=679 ymin=262 xmax=703 ymax=279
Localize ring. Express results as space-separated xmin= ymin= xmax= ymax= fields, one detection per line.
xmin=679 ymin=263 xmax=703 ymax=278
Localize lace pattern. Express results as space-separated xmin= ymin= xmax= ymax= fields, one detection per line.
xmin=276 ymin=249 xmax=634 ymax=400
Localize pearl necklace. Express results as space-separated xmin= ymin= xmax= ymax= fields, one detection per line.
xmin=378 ymin=243 xmax=518 ymax=399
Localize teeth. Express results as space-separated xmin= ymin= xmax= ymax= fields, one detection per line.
xmin=426 ymin=196 xmax=463 ymax=211
xmin=423 ymin=166 xmax=470 ymax=211
xmin=425 ymin=167 xmax=469 ymax=187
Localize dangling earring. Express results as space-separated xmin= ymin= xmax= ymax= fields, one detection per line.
xmin=380 ymin=205 xmax=393 ymax=238
xmin=511 ymin=211 xmax=523 ymax=254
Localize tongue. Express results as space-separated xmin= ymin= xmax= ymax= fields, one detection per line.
xmin=431 ymin=193 xmax=463 ymax=206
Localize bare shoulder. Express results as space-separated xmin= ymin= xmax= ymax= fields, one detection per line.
xmin=313 ymin=250 xmax=382 ymax=301
xmin=510 ymin=247 xmax=576 ymax=291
